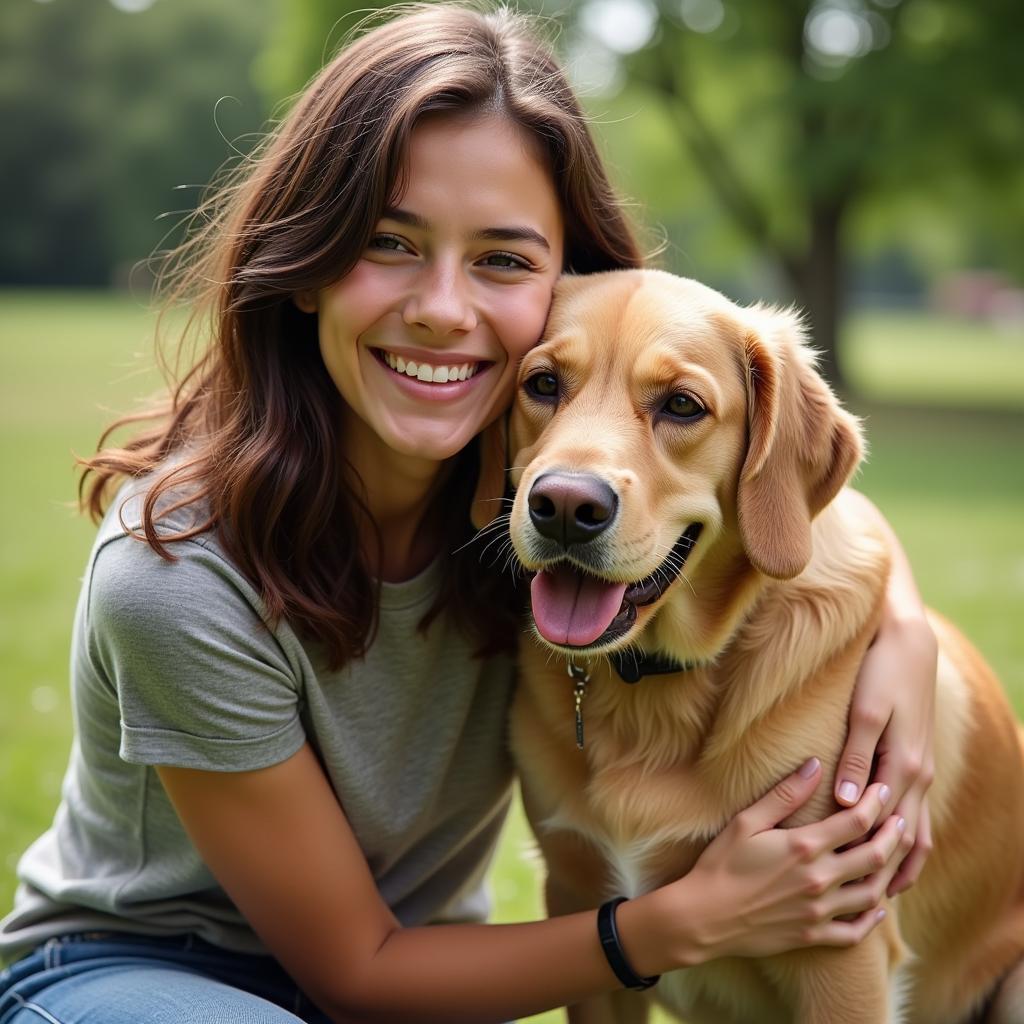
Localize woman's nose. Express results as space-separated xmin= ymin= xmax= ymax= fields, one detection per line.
xmin=402 ymin=261 xmax=478 ymax=335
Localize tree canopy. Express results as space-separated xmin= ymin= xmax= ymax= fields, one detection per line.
xmin=0 ymin=0 xmax=270 ymax=286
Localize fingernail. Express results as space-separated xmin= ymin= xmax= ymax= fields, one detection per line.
xmin=838 ymin=780 xmax=859 ymax=802
xmin=896 ymin=816 xmax=906 ymax=832
xmin=878 ymin=784 xmax=891 ymax=804
xmin=876 ymin=909 xmax=886 ymax=923
xmin=799 ymin=757 xmax=820 ymax=778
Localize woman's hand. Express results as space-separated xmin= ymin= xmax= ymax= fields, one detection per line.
xmin=652 ymin=759 xmax=904 ymax=967
xmin=834 ymin=490 xmax=939 ymax=897
xmin=835 ymin=613 xmax=937 ymax=896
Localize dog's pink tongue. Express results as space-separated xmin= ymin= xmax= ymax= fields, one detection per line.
xmin=531 ymin=567 xmax=627 ymax=647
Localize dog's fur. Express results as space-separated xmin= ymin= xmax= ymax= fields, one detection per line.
xmin=473 ymin=270 xmax=1024 ymax=1024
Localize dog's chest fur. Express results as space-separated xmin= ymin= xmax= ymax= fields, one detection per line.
xmin=512 ymin=507 xmax=890 ymax=1022
xmin=514 ymin=650 xmax=855 ymax=924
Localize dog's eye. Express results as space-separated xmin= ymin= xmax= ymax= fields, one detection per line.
xmin=663 ymin=394 xmax=705 ymax=420
xmin=525 ymin=372 xmax=559 ymax=399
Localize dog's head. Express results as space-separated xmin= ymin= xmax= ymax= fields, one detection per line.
xmin=473 ymin=269 xmax=862 ymax=659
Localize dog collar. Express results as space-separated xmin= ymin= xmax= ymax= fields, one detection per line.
xmin=567 ymin=653 xmax=695 ymax=750
xmin=608 ymin=649 xmax=694 ymax=684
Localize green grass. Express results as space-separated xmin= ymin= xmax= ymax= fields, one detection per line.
xmin=844 ymin=310 xmax=1024 ymax=411
xmin=1 ymin=291 xmax=1022 ymax=1023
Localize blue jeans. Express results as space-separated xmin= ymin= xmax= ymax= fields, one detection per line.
xmin=0 ymin=932 xmax=333 ymax=1023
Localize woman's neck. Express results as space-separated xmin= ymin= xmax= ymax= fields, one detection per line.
xmin=341 ymin=415 xmax=453 ymax=583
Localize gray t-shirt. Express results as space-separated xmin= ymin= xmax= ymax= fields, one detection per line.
xmin=0 ymin=483 xmax=516 ymax=962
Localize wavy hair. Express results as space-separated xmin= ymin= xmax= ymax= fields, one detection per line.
xmin=79 ymin=3 xmax=644 ymax=669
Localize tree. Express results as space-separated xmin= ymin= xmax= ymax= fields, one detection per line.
xmin=0 ymin=0 xmax=271 ymax=286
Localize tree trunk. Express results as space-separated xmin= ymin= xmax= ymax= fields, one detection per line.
xmin=792 ymin=198 xmax=847 ymax=392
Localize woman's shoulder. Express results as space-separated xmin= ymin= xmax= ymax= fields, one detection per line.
xmin=79 ymin=476 xmax=307 ymax=769
xmin=77 ymin=479 xmax=308 ymax=773
xmin=87 ymin=474 xmax=266 ymax=641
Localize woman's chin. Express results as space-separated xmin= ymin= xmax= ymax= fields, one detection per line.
xmin=377 ymin=416 xmax=481 ymax=464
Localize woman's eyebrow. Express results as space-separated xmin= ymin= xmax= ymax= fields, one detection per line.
xmin=475 ymin=226 xmax=550 ymax=251
xmin=382 ymin=207 xmax=550 ymax=252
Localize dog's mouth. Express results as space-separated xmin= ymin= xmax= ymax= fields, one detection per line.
xmin=529 ymin=524 xmax=703 ymax=650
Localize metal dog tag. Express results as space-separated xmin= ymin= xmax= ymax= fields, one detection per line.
xmin=568 ymin=661 xmax=590 ymax=750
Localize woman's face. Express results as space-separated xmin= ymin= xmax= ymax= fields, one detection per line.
xmin=309 ymin=112 xmax=565 ymax=466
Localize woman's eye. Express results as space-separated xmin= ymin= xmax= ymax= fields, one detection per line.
xmin=663 ymin=393 xmax=705 ymax=420
xmin=480 ymin=252 xmax=531 ymax=271
xmin=368 ymin=234 xmax=411 ymax=254
xmin=525 ymin=372 xmax=558 ymax=399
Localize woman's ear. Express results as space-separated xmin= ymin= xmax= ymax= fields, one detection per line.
xmin=293 ymin=291 xmax=318 ymax=314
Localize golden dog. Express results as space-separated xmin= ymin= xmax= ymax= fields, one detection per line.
xmin=472 ymin=270 xmax=1024 ymax=1024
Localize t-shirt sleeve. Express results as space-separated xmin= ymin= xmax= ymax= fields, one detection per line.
xmin=85 ymin=532 xmax=306 ymax=772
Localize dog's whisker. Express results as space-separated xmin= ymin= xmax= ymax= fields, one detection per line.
xmin=456 ymin=524 xmax=507 ymax=557
xmin=486 ymin=537 xmax=516 ymax=568
xmin=451 ymin=512 xmax=513 ymax=558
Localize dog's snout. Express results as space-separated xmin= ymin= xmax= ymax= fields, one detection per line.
xmin=527 ymin=473 xmax=618 ymax=547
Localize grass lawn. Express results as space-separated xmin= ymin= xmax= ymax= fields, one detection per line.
xmin=1 ymin=291 xmax=1022 ymax=1022
xmin=845 ymin=310 xmax=1024 ymax=411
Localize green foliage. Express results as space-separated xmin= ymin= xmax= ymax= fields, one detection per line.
xmin=257 ymin=0 xmax=394 ymax=102
xmin=0 ymin=0 xmax=271 ymax=285
xmin=610 ymin=0 xmax=1024 ymax=268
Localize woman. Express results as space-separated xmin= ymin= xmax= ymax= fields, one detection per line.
xmin=0 ymin=5 xmax=936 ymax=1022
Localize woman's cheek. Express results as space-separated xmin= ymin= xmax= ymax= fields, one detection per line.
xmin=499 ymin=288 xmax=556 ymax=359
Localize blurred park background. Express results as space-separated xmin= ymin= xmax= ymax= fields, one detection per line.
xmin=1 ymin=0 xmax=1022 ymax=1018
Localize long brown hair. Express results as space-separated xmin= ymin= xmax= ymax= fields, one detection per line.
xmin=80 ymin=2 xmax=644 ymax=669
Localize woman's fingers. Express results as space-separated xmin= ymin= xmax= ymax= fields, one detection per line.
xmin=735 ymin=757 xmax=823 ymax=835
xmin=835 ymin=700 xmax=890 ymax=807
xmin=788 ymin=781 xmax=891 ymax=856
xmin=831 ymin=813 xmax=906 ymax=885
xmin=808 ymin=906 xmax=887 ymax=948
xmin=888 ymin=798 xmax=933 ymax=896
xmin=872 ymin=742 xmax=934 ymax=894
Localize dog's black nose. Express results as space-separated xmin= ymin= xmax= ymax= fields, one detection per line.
xmin=528 ymin=473 xmax=618 ymax=547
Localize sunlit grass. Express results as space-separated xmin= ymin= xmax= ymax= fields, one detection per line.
xmin=844 ymin=310 xmax=1024 ymax=410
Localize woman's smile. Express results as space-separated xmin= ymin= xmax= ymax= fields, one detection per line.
xmin=369 ymin=344 xmax=492 ymax=402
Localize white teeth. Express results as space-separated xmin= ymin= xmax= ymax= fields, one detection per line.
xmin=379 ymin=349 xmax=478 ymax=384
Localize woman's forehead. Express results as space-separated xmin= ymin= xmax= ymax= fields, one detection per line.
xmin=387 ymin=112 xmax=564 ymax=241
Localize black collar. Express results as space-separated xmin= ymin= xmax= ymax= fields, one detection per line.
xmin=608 ymin=648 xmax=694 ymax=684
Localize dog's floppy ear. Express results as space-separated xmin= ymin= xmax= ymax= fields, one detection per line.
xmin=737 ymin=310 xmax=863 ymax=579
xmin=470 ymin=413 xmax=508 ymax=530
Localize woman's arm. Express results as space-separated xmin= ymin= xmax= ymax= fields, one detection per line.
xmin=834 ymin=489 xmax=939 ymax=896
xmin=158 ymin=748 xmax=903 ymax=1023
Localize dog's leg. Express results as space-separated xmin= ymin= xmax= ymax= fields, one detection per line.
xmin=765 ymin=927 xmax=900 ymax=1024
xmin=985 ymin=957 xmax=1024 ymax=1024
